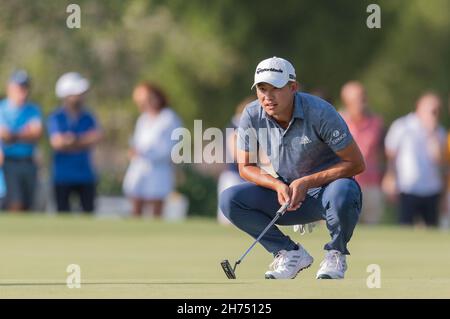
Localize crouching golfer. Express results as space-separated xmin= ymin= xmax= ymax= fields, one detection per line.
xmin=220 ymin=57 xmax=365 ymax=279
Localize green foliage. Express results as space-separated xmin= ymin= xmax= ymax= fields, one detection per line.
xmin=176 ymin=165 xmax=217 ymax=217
xmin=362 ymin=0 xmax=449 ymax=124
xmin=97 ymin=171 xmax=124 ymax=196
xmin=1 ymin=0 xmax=447 ymax=129
xmin=0 ymin=0 xmax=448 ymax=218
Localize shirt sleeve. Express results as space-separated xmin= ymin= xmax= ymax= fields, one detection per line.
xmin=438 ymin=127 xmax=447 ymax=146
xmin=318 ymin=103 xmax=354 ymax=152
xmin=83 ymin=113 xmax=100 ymax=132
xmin=0 ymin=106 xmax=6 ymax=129
xmin=447 ymin=133 xmax=450 ymax=164
xmin=47 ymin=114 xmax=62 ymax=137
xmin=237 ymin=108 xmax=258 ymax=153
xmin=30 ymin=105 xmax=42 ymax=121
xmin=385 ymin=119 xmax=403 ymax=154
xmin=23 ymin=105 xmax=43 ymax=130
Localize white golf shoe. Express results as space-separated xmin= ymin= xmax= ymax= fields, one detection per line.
xmin=316 ymin=250 xmax=347 ymax=279
xmin=264 ymin=244 xmax=314 ymax=279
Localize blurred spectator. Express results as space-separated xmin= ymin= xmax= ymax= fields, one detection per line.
xmin=443 ymin=99 xmax=450 ymax=229
xmin=383 ymin=92 xmax=446 ymax=227
xmin=123 ymin=83 xmax=182 ymax=218
xmin=47 ymin=72 xmax=103 ymax=213
xmin=340 ymin=81 xmax=385 ymax=224
xmin=217 ymin=97 xmax=252 ymax=224
xmin=0 ymin=70 xmax=43 ymax=211
xmin=0 ymin=146 xmax=5 ymax=207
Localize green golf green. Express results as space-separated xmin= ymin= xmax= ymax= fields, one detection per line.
xmin=0 ymin=214 xmax=449 ymax=298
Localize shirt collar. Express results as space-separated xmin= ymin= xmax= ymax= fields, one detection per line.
xmin=292 ymin=92 xmax=304 ymax=119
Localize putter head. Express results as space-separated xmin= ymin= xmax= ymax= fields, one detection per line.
xmin=220 ymin=260 xmax=236 ymax=279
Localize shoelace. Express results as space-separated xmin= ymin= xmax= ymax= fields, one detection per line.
xmin=321 ymin=251 xmax=346 ymax=271
xmin=269 ymin=251 xmax=288 ymax=271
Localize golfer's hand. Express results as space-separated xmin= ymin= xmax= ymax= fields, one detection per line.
xmin=288 ymin=178 xmax=310 ymax=211
xmin=275 ymin=182 xmax=291 ymax=207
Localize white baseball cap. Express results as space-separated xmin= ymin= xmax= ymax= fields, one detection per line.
xmin=251 ymin=56 xmax=296 ymax=89
xmin=55 ymin=72 xmax=90 ymax=98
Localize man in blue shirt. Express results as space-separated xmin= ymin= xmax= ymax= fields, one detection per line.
xmin=220 ymin=57 xmax=365 ymax=279
xmin=47 ymin=72 xmax=103 ymax=213
xmin=0 ymin=70 xmax=43 ymax=211
xmin=0 ymin=142 xmax=6 ymax=207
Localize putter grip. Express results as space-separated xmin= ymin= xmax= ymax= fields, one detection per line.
xmin=277 ymin=201 xmax=291 ymax=214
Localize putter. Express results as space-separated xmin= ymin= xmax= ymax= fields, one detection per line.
xmin=221 ymin=201 xmax=291 ymax=279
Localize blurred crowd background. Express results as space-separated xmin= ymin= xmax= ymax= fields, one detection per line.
xmin=0 ymin=0 xmax=448 ymax=228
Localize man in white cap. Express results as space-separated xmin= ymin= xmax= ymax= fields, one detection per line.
xmin=220 ymin=57 xmax=365 ymax=279
xmin=47 ymin=72 xmax=103 ymax=213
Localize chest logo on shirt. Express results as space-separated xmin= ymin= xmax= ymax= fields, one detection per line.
xmin=298 ymin=135 xmax=312 ymax=145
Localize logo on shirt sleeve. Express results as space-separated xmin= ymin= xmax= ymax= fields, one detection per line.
xmin=330 ymin=129 xmax=347 ymax=145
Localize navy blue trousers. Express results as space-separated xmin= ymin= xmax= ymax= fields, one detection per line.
xmin=219 ymin=178 xmax=362 ymax=255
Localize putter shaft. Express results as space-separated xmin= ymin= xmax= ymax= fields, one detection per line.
xmin=221 ymin=202 xmax=290 ymax=279
xmin=235 ymin=201 xmax=290 ymax=264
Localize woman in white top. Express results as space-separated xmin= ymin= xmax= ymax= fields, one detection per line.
xmin=123 ymin=83 xmax=182 ymax=217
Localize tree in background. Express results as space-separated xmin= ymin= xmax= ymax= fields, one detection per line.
xmin=0 ymin=0 xmax=447 ymax=215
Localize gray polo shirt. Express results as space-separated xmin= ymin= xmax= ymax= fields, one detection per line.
xmin=237 ymin=92 xmax=353 ymax=184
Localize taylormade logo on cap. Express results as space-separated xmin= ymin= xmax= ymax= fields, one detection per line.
xmin=251 ymin=56 xmax=296 ymax=89
xmin=256 ymin=67 xmax=283 ymax=74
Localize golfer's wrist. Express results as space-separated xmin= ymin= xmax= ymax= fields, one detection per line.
xmin=298 ymin=176 xmax=313 ymax=189
xmin=272 ymin=180 xmax=287 ymax=191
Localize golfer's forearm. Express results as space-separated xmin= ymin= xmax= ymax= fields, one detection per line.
xmin=302 ymin=161 xmax=364 ymax=189
xmin=239 ymin=165 xmax=284 ymax=191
